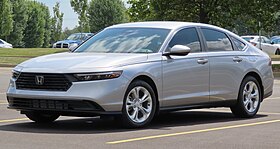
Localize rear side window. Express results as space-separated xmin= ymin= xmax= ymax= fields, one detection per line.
xmin=242 ymin=37 xmax=254 ymax=42
xmin=169 ymin=28 xmax=201 ymax=53
xmin=201 ymin=29 xmax=233 ymax=52
xmin=231 ymin=37 xmax=246 ymax=51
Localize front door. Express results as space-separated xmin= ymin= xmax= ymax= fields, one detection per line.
xmin=162 ymin=27 xmax=209 ymax=107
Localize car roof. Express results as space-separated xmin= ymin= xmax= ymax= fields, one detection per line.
xmin=108 ymin=21 xmax=227 ymax=30
xmin=241 ymin=35 xmax=259 ymax=38
xmin=72 ymin=33 xmax=93 ymax=35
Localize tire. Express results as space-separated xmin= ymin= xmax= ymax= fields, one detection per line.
xmin=25 ymin=112 xmax=60 ymax=123
xmin=276 ymin=49 xmax=280 ymax=55
xmin=120 ymin=80 xmax=157 ymax=128
xmin=230 ymin=76 xmax=262 ymax=118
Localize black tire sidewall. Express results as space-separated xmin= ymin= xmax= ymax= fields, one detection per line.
xmin=238 ymin=76 xmax=261 ymax=117
xmin=25 ymin=112 xmax=59 ymax=123
xmin=121 ymin=80 xmax=157 ymax=128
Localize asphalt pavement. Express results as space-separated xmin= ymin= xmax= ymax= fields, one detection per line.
xmin=0 ymin=67 xmax=280 ymax=149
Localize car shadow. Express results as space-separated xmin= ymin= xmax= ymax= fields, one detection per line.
xmin=0 ymin=110 xmax=267 ymax=134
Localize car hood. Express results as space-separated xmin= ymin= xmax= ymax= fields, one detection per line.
xmin=17 ymin=52 xmax=149 ymax=73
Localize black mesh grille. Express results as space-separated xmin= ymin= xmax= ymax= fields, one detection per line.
xmin=55 ymin=43 xmax=62 ymax=48
xmin=16 ymin=73 xmax=72 ymax=91
xmin=62 ymin=43 xmax=68 ymax=48
xmin=55 ymin=43 xmax=68 ymax=48
xmin=8 ymin=98 xmax=102 ymax=111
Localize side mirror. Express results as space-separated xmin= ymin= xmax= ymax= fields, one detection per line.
xmin=271 ymin=41 xmax=274 ymax=45
xmin=163 ymin=45 xmax=191 ymax=56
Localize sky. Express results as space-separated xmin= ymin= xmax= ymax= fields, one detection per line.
xmin=35 ymin=0 xmax=78 ymax=30
xmin=35 ymin=0 xmax=129 ymax=30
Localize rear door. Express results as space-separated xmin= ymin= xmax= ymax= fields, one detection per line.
xmin=200 ymin=28 xmax=247 ymax=102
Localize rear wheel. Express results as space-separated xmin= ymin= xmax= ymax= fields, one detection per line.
xmin=121 ymin=80 xmax=156 ymax=128
xmin=276 ymin=49 xmax=280 ymax=55
xmin=230 ymin=76 xmax=262 ymax=118
xmin=25 ymin=112 xmax=60 ymax=123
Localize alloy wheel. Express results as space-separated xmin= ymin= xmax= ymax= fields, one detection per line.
xmin=125 ymin=86 xmax=152 ymax=123
xmin=242 ymin=81 xmax=260 ymax=113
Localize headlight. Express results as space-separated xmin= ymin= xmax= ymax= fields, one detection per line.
xmin=73 ymin=71 xmax=122 ymax=81
xmin=69 ymin=43 xmax=78 ymax=47
xmin=12 ymin=70 xmax=20 ymax=79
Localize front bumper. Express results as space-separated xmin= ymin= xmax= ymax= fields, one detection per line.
xmin=7 ymin=75 xmax=129 ymax=113
xmin=7 ymin=97 xmax=121 ymax=116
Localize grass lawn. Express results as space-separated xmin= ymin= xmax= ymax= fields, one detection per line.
xmin=270 ymin=55 xmax=280 ymax=61
xmin=0 ymin=48 xmax=67 ymax=66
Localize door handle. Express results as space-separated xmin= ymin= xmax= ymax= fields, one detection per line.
xmin=197 ymin=58 xmax=208 ymax=64
xmin=233 ymin=56 xmax=243 ymax=62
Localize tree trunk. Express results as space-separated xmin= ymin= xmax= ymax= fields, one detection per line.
xmin=199 ymin=1 xmax=209 ymax=24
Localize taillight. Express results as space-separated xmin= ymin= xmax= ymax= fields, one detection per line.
xmin=250 ymin=42 xmax=257 ymax=46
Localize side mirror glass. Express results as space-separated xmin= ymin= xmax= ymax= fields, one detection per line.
xmin=163 ymin=45 xmax=191 ymax=56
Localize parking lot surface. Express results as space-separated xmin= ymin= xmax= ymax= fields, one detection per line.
xmin=0 ymin=67 xmax=280 ymax=149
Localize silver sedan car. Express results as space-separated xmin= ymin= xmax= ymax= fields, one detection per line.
xmin=7 ymin=22 xmax=274 ymax=128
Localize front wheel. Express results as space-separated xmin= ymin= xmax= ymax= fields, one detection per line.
xmin=25 ymin=112 xmax=60 ymax=123
xmin=230 ymin=76 xmax=262 ymax=118
xmin=121 ymin=80 xmax=157 ymax=128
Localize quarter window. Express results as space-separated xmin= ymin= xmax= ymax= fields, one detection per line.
xmin=231 ymin=37 xmax=246 ymax=51
xmin=169 ymin=28 xmax=201 ymax=53
xmin=201 ymin=29 xmax=233 ymax=52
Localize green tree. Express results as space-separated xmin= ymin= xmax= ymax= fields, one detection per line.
xmin=70 ymin=0 xmax=90 ymax=32
xmin=23 ymin=1 xmax=46 ymax=48
xmin=88 ymin=0 xmax=127 ymax=33
xmin=7 ymin=0 xmax=28 ymax=47
xmin=127 ymin=0 xmax=280 ymax=34
xmin=50 ymin=2 xmax=64 ymax=44
xmin=0 ymin=0 xmax=13 ymax=40
xmin=42 ymin=5 xmax=51 ymax=47
xmin=127 ymin=0 xmax=152 ymax=22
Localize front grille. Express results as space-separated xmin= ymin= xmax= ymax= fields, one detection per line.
xmin=8 ymin=98 xmax=102 ymax=111
xmin=56 ymin=43 xmax=62 ymax=48
xmin=16 ymin=73 xmax=72 ymax=91
xmin=62 ymin=43 xmax=68 ymax=48
xmin=55 ymin=43 xmax=68 ymax=48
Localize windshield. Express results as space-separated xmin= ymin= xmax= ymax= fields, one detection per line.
xmin=67 ymin=34 xmax=85 ymax=40
xmin=74 ymin=28 xmax=170 ymax=53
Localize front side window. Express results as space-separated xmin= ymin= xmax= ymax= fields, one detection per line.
xmin=169 ymin=28 xmax=201 ymax=53
xmin=202 ymin=29 xmax=233 ymax=52
xmin=75 ymin=28 xmax=170 ymax=53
